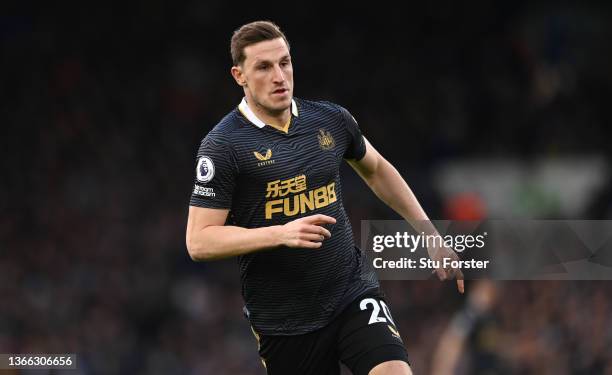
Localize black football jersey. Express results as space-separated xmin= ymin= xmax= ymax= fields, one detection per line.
xmin=190 ymin=97 xmax=380 ymax=335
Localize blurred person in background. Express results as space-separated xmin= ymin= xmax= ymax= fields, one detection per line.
xmin=431 ymin=280 xmax=504 ymax=375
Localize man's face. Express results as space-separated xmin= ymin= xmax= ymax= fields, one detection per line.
xmin=235 ymin=38 xmax=293 ymax=114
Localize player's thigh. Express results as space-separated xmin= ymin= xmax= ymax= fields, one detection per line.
xmin=257 ymin=327 xmax=341 ymax=375
xmin=337 ymin=294 xmax=410 ymax=375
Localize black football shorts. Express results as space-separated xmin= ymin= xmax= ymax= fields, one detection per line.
xmin=252 ymin=293 xmax=410 ymax=375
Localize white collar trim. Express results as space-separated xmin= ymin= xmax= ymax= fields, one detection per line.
xmin=238 ymin=97 xmax=298 ymax=128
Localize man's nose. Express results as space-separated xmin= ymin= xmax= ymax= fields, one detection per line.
xmin=272 ymin=64 xmax=285 ymax=83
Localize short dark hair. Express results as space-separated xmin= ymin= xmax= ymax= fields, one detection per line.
xmin=230 ymin=21 xmax=290 ymax=66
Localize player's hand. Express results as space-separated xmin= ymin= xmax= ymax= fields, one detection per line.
xmin=429 ymin=246 xmax=465 ymax=294
xmin=279 ymin=214 xmax=336 ymax=249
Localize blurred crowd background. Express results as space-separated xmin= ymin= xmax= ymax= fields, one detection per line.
xmin=2 ymin=1 xmax=611 ymax=374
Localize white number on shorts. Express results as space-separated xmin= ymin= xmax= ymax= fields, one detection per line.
xmin=380 ymin=300 xmax=396 ymax=326
xmin=359 ymin=298 xmax=396 ymax=326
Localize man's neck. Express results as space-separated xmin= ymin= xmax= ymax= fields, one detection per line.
xmin=247 ymin=98 xmax=291 ymax=130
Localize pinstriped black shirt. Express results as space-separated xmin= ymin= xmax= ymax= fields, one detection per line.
xmin=190 ymin=97 xmax=380 ymax=335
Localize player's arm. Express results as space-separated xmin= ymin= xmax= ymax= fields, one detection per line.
xmin=185 ymin=207 xmax=335 ymax=261
xmin=347 ymin=138 xmax=464 ymax=293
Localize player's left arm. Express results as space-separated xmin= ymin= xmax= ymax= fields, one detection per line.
xmin=347 ymin=138 xmax=464 ymax=294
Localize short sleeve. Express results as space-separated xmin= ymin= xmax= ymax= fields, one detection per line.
xmin=340 ymin=106 xmax=366 ymax=161
xmin=189 ymin=136 xmax=237 ymax=209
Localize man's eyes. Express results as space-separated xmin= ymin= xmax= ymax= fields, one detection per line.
xmin=256 ymin=62 xmax=290 ymax=70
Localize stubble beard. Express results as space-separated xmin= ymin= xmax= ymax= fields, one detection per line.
xmin=254 ymin=94 xmax=291 ymax=117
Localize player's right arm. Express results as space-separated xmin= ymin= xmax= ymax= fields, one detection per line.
xmin=187 ymin=135 xmax=334 ymax=261
xmin=185 ymin=208 xmax=335 ymax=261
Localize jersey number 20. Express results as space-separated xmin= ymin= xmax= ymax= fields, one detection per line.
xmin=359 ymin=298 xmax=396 ymax=326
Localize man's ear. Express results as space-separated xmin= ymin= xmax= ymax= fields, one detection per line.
xmin=230 ymin=66 xmax=246 ymax=87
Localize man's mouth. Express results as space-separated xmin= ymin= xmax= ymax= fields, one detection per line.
xmin=272 ymin=88 xmax=288 ymax=95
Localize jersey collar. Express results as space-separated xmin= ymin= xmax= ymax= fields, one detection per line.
xmin=238 ymin=97 xmax=299 ymax=129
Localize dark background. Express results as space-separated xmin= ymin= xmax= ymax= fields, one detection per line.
xmin=2 ymin=1 xmax=611 ymax=374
